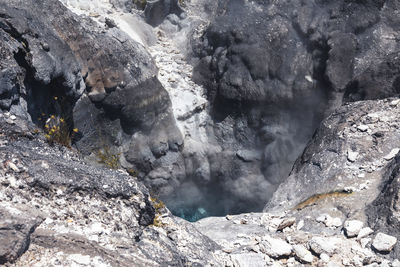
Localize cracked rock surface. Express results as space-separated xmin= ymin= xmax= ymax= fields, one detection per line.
xmin=0 ymin=113 xmax=218 ymax=266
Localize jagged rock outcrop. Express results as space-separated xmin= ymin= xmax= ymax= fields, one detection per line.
xmin=0 ymin=0 xmax=183 ymax=183
xmin=265 ymin=98 xmax=400 ymax=211
xmin=191 ymin=0 xmax=400 ymax=216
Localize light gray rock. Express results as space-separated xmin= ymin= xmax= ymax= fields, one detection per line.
xmin=308 ymin=237 xmax=339 ymax=256
xmin=384 ymin=148 xmax=400 ymax=161
xmin=357 ymin=227 xmax=374 ymax=240
xmin=277 ymin=217 xmax=296 ymax=231
xmin=347 ymin=149 xmax=359 ymax=162
xmin=372 ymin=233 xmax=397 ymax=253
xmin=293 ymin=244 xmax=313 ymax=263
xmin=230 ymin=253 xmax=266 ymax=267
xmin=320 ymin=253 xmax=330 ymax=262
xmin=357 ymin=125 xmax=369 ymax=132
xmin=261 ymin=235 xmax=292 ymax=258
xmin=344 ymin=220 xmax=364 ymax=238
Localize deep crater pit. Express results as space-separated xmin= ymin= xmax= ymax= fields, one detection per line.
xmin=161 ymin=95 xmax=328 ymax=222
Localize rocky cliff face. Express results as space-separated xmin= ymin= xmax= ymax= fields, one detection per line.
xmin=1 ymin=0 xmax=400 ymax=265
xmin=0 ymin=0 xmax=183 ymax=184
xmin=192 ymin=0 xmax=400 ymax=217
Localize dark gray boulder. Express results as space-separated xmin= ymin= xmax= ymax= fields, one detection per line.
xmin=344 ymin=52 xmax=400 ymax=102
xmin=0 ymin=206 xmax=44 ymax=264
xmin=144 ymin=0 xmax=184 ymax=27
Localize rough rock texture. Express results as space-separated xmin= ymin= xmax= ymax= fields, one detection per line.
xmin=195 ymin=211 xmax=398 ymax=266
xmin=0 ymin=0 xmax=183 ymax=186
xmin=191 ymin=0 xmax=400 ymax=215
xmin=0 ymin=112 xmax=218 ymax=266
xmin=0 ymin=206 xmax=44 ymax=264
xmin=2 ymin=0 xmax=400 ymax=265
xmin=367 ymin=152 xmax=400 ymax=258
xmin=144 ymin=0 xmax=183 ymax=27
xmin=259 ymin=97 xmax=400 ymax=262
xmin=266 ymin=99 xmax=400 ymax=213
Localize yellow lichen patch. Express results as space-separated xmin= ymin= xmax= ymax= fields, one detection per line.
xmin=150 ymin=196 xmax=167 ymax=227
xmin=152 ymin=214 xmax=166 ymax=227
xmin=150 ymin=196 xmax=165 ymax=212
xmin=96 ymin=146 xmax=120 ymax=169
xmin=294 ymin=190 xmax=354 ymax=210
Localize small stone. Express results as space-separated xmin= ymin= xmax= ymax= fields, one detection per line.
xmin=392 ymin=259 xmax=400 ymax=267
xmin=359 ymin=183 xmax=368 ymax=190
xmin=330 ymin=217 xmax=342 ymax=227
xmin=230 ymin=253 xmax=266 ymax=267
xmin=390 ymin=99 xmax=400 ymax=107
xmin=360 ymin=238 xmax=371 ymax=248
xmin=351 ymin=255 xmax=362 ymax=266
xmin=358 ymin=173 xmax=366 ymax=178
xmin=89 ymin=222 xmax=104 ymax=235
xmin=44 ymin=217 xmax=54 ymax=224
xmin=40 ymin=161 xmax=49 ymax=169
xmin=344 ymin=220 xmax=364 ymax=237
xmin=347 ymin=149 xmax=359 ymax=162
xmin=105 ymin=17 xmax=117 ymax=28
xmin=70 ymin=254 xmax=91 ymax=265
xmin=293 ymin=244 xmax=313 ymax=263
xmin=7 ymin=162 xmax=20 ymax=173
xmin=41 ymin=42 xmax=50 ymax=51
xmin=342 ymin=258 xmax=351 ymax=265
xmin=296 ymin=220 xmax=304 ymax=230
xmin=357 ymin=125 xmax=369 ymax=132
xmin=320 ymin=253 xmax=330 ymax=262
xmin=309 ymin=236 xmax=339 ymax=256
xmin=261 ymin=235 xmax=292 ymax=258
xmin=305 ymin=75 xmax=313 ymax=83
xmin=7 ymin=175 xmax=18 ymax=188
xmin=277 ymin=217 xmax=296 ymax=231
xmin=384 ymin=148 xmax=400 ymax=161
xmin=372 ymin=233 xmax=397 ymax=253
xmin=316 ymin=214 xmax=328 ymax=223
xmin=357 ymin=227 xmax=374 ymax=240
xmin=344 ymin=186 xmax=356 ymax=193
xmin=9 ymin=115 xmax=16 ymax=120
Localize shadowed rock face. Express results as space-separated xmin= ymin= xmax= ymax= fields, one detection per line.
xmin=187 ymin=0 xmax=400 ymax=217
xmin=0 ymin=0 xmax=182 ymax=177
xmin=367 ymin=154 xmax=400 ymax=259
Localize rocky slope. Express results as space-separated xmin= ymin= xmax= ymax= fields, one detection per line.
xmin=0 ymin=112 xmax=218 ymax=266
